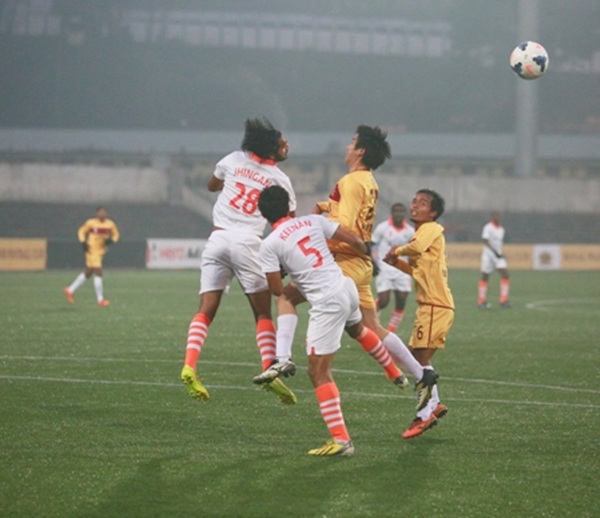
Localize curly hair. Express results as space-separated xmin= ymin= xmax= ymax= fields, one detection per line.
xmin=241 ymin=117 xmax=282 ymax=159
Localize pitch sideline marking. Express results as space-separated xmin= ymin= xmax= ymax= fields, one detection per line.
xmin=1 ymin=354 xmax=599 ymax=396
xmin=1 ymin=374 xmax=598 ymax=410
xmin=526 ymin=297 xmax=600 ymax=314
xmin=1 ymin=354 xmax=599 ymax=394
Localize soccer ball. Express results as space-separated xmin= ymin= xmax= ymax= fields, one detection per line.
xmin=510 ymin=41 xmax=549 ymax=80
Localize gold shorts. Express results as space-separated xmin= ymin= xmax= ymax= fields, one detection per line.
xmin=85 ymin=251 xmax=105 ymax=269
xmin=409 ymin=304 xmax=454 ymax=350
xmin=334 ymin=253 xmax=376 ymax=310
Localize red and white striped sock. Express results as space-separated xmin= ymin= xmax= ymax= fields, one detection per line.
xmin=256 ymin=318 xmax=277 ymax=370
xmin=184 ymin=312 xmax=211 ymax=369
xmin=387 ymin=309 xmax=405 ymax=332
xmin=500 ymin=278 xmax=510 ymax=303
xmin=478 ymin=280 xmax=488 ymax=304
xmin=356 ymin=327 xmax=403 ymax=381
xmin=315 ymin=382 xmax=350 ymax=442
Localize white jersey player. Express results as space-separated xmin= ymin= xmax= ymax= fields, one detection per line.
xmin=210 ymin=150 xmax=296 ymax=237
xmin=478 ymin=211 xmax=511 ymax=309
xmin=256 ymin=184 xmax=398 ymax=456
xmin=180 ymin=118 xmax=297 ymax=406
xmin=371 ymin=203 xmax=415 ymax=332
xmin=262 ymin=214 xmax=357 ymax=327
xmin=202 ymin=149 xmax=297 ymax=293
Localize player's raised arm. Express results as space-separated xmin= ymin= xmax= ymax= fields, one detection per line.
xmin=331 ymin=225 xmax=367 ymax=255
xmin=312 ymin=200 xmax=330 ymax=215
xmin=382 ymin=249 xmax=412 ymax=275
xmin=387 ymin=255 xmax=413 ymax=275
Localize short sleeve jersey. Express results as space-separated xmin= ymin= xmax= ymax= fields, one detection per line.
xmin=212 ymin=150 xmax=297 ymax=236
xmin=372 ymin=218 xmax=414 ymax=273
xmin=324 ymin=169 xmax=378 ymax=258
xmin=260 ymin=215 xmax=345 ymax=304
xmin=481 ymin=222 xmax=505 ymax=256
xmin=395 ymin=221 xmax=454 ymax=309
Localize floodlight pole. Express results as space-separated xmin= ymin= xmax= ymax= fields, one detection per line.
xmin=514 ymin=0 xmax=540 ymax=177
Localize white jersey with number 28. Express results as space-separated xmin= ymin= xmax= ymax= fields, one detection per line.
xmin=211 ymin=150 xmax=297 ymax=236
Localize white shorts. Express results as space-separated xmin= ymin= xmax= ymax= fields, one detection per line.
xmin=480 ymin=252 xmax=508 ymax=275
xmin=306 ymin=277 xmax=362 ymax=356
xmin=375 ymin=264 xmax=412 ymax=294
xmin=200 ymin=230 xmax=268 ymax=295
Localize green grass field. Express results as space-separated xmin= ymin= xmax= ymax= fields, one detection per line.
xmin=1 ymin=269 xmax=599 ymax=517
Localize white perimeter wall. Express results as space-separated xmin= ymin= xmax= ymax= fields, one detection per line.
xmin=1 ymin=162 xmax=600 ymax=213
xmin=375 ymin=174 xmax=600 ymax=213
xmin=0 ymin=163 xmax=168 ymax=203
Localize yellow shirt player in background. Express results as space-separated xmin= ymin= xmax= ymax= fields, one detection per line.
xmin=64 ymin=206 xmax=120 ymax=307
xmin=384 ymin=189 xmax=454 ymax=439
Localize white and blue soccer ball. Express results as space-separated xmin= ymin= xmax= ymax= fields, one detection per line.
xmin=510 ymin=41 xmax=549 ymax=80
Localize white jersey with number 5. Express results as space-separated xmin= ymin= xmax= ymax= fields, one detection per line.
xmin=212 ymin=151 xmax=297 ymax=236
xmin=260 ymin=215 xmax=346 ymax=304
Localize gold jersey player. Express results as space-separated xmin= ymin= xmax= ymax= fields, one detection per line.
xmin=64 ymin=206 xmax=120 ymax=307
xmin=384 ymin=189 xmax=454 ymax=439
xmin=261 ymin=126 xmax=438 ymax=411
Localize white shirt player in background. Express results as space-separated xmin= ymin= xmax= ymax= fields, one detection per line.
xmin=371 ymin=203 xmax=415 ymax=332
xmin=255 ymin=185 xmax=412 ymax=457
xmin=180 ymin=117 xmax=298 ymax=405
xmin=478 ymin=211 xmax=511 ymax=309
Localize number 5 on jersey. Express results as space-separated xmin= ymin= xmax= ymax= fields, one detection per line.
xmin=298 ymin=236 xmax=323 ymax=268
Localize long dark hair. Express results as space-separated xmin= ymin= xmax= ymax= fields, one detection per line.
xmin=241 ymin=117 xmax=282 ymax=159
